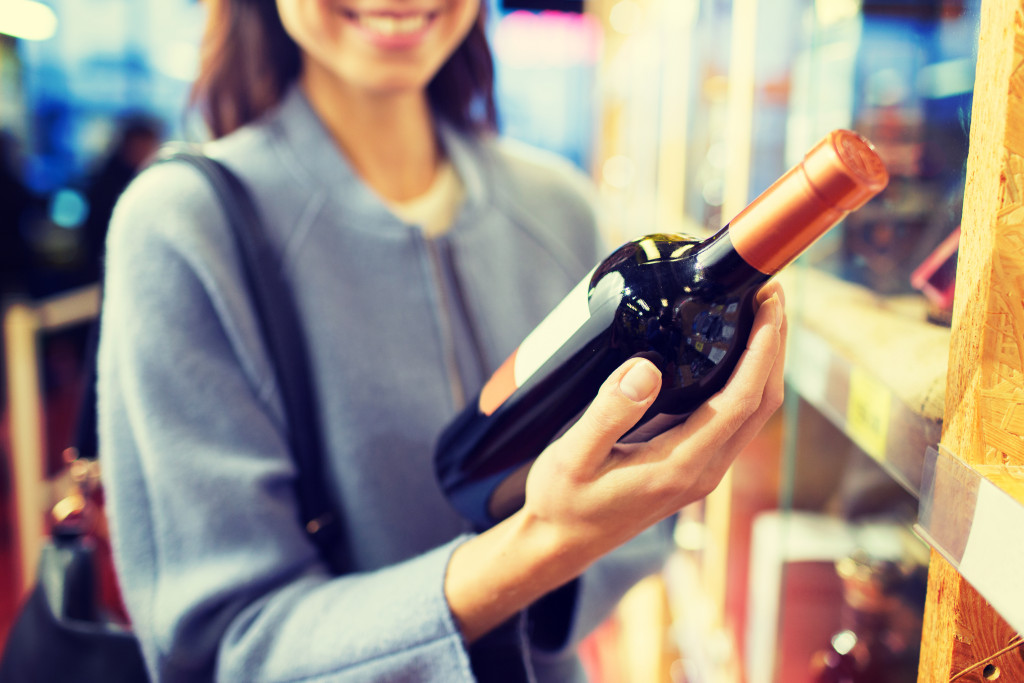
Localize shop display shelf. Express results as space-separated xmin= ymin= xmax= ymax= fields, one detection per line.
xmin=663 ymin=551 xmax=744 ymax=683
xmin=780 ymin=266 xmax=949 ymax=498
xmin=3 ymin=283 xmax=102 ymax=593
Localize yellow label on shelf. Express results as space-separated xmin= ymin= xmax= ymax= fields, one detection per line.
xmin=846 ymin=367 xmax=891 ymax=461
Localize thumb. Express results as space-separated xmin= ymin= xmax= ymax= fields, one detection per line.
xmin=555 ymin=357 xmax=662 ymax=470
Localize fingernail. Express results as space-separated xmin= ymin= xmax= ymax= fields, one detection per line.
xmin=620 ymin=360 xmax=660 ymax=402
xmin=770 ymin=295 xmax=783 ymax=330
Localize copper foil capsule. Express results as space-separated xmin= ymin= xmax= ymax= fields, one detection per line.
xmin=729 ymin=129 xmax=890 ymax=275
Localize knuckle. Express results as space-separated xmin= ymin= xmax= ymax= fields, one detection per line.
xmin=692 ymin=474 xmax=721 ymax=500
xmin=543 ymin=446 xmax=589 ymax=486
xmin=764 ymin=384 xmax=785 ymax=413
xmin=582 ymin=404 xmax=623 ymax=437
xmin=729 ymin=395 xmax=762 ymax=424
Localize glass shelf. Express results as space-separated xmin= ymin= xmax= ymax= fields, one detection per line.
xmin=781 ymin=266 xmax=948 ymax=497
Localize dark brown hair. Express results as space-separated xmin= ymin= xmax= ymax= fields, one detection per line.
xmin=190 ymin=1 xmax=497 ymax=139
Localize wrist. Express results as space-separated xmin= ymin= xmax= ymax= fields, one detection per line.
xmin=444 ymin=510 xmax=592 ymax=643
xmin=503 ymin=508 xmax=597 ymax=584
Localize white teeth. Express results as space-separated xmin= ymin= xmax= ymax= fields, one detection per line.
xmin=357 ymin=13 xmax=429 ymax=36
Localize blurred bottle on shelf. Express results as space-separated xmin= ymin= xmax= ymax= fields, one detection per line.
xmin=910 ymin=224 xmax=961 ymax=326
xmin=809 ymin=545 xmax=927 ymax=683
xmin=834 ymin=1 xmax=974 ymax=297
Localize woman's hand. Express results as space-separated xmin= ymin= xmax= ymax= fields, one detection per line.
xmin=445 ymin=283 xmax=787 ymax=643
xmin=522 ymin=282 xmax=787 ymax=560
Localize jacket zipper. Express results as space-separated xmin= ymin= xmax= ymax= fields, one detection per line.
xmin=422 ymin=233 xmax=468 ymax=411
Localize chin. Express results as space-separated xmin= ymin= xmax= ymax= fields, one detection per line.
xmin=357 ymin=69 xmax=437 ymax=97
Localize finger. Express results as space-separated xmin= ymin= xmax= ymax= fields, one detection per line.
xmin=748 ymin=291 xmax=787 ymax=419
xmin=554 ymin=357 xmax=662 ymax=473
xmin=672 ymin=294 xmax=784 ymax=449
xmin=715 ymin=302 xmax=788 ymax=458
xmin=653 ymin=296 xmax=783 ymax=497
xmin=756 ymin=280 xmax=785 ymax=307
xmin=764 ymin=300 xmax=787 ymax=411
xmin=704 ymin=293 xmax=782 ymax=418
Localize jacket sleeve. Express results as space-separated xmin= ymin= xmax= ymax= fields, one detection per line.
xmin=99 ymin=163 xmax=476 ymax=683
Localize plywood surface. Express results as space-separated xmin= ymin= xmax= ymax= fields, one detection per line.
xmin=920 ymin=1 xmax=1024 ymax=680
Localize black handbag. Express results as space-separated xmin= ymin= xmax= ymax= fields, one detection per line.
xmin=0 ymin=150 xmax=346 ymax=682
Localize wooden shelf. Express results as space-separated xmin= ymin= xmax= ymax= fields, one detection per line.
xmin=3 ymin=283 xmax=101 ymax=593
xmin=780 ymin=266 xmax=948 ymax=497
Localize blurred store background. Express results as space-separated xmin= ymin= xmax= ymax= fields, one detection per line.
xmin=0 ymin=0 xmax=604 ymax=300
xmin=1 ymin=0 xmax=995 ymax=681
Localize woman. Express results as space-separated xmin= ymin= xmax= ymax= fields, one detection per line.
xmin=98 ymin=0 xmax=787 ymax=680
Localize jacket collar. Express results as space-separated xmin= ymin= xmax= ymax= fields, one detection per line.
xmin=267 ymin=84 xmax=492 ymax=229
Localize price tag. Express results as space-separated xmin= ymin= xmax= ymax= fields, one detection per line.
xmin=846 ymin=367 xmax=891 ymax=461
xmin=950 ymin=478 xmax=1024 ymax=635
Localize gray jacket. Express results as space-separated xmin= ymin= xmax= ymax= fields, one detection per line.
xmin=98 ymin=86 xmax=673 ymax=682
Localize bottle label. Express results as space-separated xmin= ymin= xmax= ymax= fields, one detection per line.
xmin=479 ymin=267 xmax=596 ymax=416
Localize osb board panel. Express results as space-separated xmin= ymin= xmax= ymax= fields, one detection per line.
xmin=921 ymin=557 xmax=1024 ymax=682
xmin=943 ymin=4 xmax=1024 ymax=470
xmin=921 ymin=1 xmax=1024 ymax=681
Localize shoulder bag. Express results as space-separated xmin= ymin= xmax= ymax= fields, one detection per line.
xmin=0 ymin=149 xmax=346 ymax=683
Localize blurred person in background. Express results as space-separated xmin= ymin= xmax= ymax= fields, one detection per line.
xmin=0 ymin=131 xmax=36 ymax=298
xmin=98 ymin=1 xmax=787 ymax=681
xmin=80 ymin=114 xmax=163 ymax=282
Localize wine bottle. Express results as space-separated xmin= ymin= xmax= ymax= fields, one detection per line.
xmin=435 ymin=129 xmax=889 ymax=529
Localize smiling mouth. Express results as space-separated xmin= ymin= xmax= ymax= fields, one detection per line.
xmin=339 ymin=8 xmax=440 ymax=37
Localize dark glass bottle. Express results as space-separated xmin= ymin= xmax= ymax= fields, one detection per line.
xmin=809 ymin=551 xmax=927 ymax=683
xmin=435 ymin=130 xmax=889 ymax=529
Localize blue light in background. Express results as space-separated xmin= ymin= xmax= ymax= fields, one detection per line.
xmin=49 ymin=186 xmax=86 ymax=229
xmin=491 ymin=8 xmax=602 ymax=170
xmin=11 ymin=0 xmax=596 ymax=189
xmin=13 ymin=0 xmax=204 ymax=193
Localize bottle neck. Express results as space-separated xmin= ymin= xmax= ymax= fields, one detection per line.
xmin=694 ymin=226 xmax=772 ymax=293
xmin=726 ymin=146 xmax=864 ymax=274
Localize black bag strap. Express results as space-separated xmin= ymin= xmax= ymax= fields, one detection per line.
xmin=152 ymin=147 xmax=348 ymax=573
